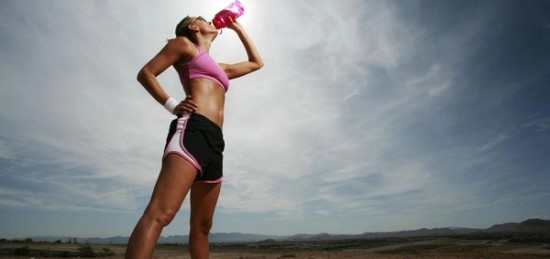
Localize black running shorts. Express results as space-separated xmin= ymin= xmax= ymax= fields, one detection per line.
xmin=163 ymin=113 xmax=224 ymax=183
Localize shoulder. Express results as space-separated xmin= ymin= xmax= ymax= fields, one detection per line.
xmin=166 ymin=37 xmax=195 ymax=54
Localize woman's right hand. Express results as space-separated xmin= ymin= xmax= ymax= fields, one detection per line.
xmin=174 ymin=95 xmax=198 ymax=115
xmin=226 ymin=16 xmax=243 ymax=32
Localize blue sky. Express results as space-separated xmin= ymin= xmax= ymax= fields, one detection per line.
xmin=1 ymin=0 xmax=549 ymax=239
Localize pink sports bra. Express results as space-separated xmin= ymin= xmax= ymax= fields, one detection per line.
xmin=178 ymin=45 xmax=229 ymax=92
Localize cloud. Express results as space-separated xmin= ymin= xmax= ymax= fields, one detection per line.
xmin=1 ymin=0 xmax=550 ymax=237
xmin=476 ymin=133 xmax=511 ymax=153
xmin=216 ymin=1 xmax=463 ymax=223
xmin=524 ymin=115 xmax=550 ymax=132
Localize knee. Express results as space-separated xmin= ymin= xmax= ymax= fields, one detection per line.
xmin=190 ymin=218 xmax=213 ymax=236
xmin=144 ymin=206 xmax=178 ymax=227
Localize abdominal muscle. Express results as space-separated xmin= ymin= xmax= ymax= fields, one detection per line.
xmin=184 ymin=78 xmax=226 ymax=128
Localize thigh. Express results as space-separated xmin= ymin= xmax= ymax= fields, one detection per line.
xmin=190 ymin=182 xmax=222 ymax=224
xmin=147 ymin=154 xmax=198 ymax=212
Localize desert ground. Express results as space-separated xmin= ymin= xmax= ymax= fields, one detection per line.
xmin=2 ymin=236 xmax=550 ymax=258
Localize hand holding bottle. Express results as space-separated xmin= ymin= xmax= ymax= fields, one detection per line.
xmin=212 ymin=0 xmax=244 ymax=29
xmin=226 ymin=16 xmax=243 ymax=32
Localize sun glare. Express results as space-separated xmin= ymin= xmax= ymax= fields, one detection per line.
xmin=234 ymin=0 xmax=254 ymax=24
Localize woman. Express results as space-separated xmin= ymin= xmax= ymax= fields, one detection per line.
xmin=125 ymin=14 xmax=263 ymax=259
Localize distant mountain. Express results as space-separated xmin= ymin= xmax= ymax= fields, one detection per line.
xmin=23 ymin=218 xmax=550 ymax=245
xmin=358 ymin=227 xmax=480 ymax=239
xmin=28 ymin=236 xmax=129 ymax=244
xmin=285 ymin=219 xmax=550 ymax=241
xmin=209 ymin=232 xmax=281 ymax=243
xmin=363 ymin=219 xmax=550 ymax=239
xmin=283 ymin=227 xmax=480 ymax=241
xmin=486 ymin=218 xmax=550 ymax=233
xmin=28 ymin=233 xmax=281 ymax=244
xmin=95 ymin=236 xmax=128 ymax=244
xmin=156 ymin=232 xmax=280 ymax=244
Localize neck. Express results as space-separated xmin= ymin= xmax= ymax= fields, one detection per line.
xmin=195 ymin=34 xmax=216 ymax=52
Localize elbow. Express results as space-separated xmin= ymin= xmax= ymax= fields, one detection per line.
xmin=136 ymin=69 xmax=144 ymax=83
xmin=248 ymin=56 xmax=263 ymax=71
xmin=136 ymin=68 xmax=149 ymax=84
xmin=254 ymin=60 xmax=264 ymax=71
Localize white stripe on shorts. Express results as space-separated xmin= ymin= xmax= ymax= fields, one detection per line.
xmin=163 ymin=113 xmax=202 ymax=171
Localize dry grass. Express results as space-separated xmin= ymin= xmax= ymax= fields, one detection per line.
xmin=2 ymin=236 xmax=550 ymax=259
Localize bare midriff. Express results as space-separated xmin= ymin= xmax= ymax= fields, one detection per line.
xmin=184 ymin=78 xmax=226 ymax=128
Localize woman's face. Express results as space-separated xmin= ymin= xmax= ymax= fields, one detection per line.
xmin=193 ymin=16 xmax=217 ymax=34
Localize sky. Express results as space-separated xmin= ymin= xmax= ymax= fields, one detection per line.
xmin=1 ymin=0 xmax=549 ymax=239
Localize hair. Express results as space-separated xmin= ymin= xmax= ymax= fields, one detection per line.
xmin=175 ymin=16 xmax=195 ymax=41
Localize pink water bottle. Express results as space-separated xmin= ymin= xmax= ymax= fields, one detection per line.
xmin=212 ymin=0 xmax=244 ymax=29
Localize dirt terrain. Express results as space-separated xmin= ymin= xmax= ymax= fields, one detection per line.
xmin=2 ymin=236 xmax=550 ymax=258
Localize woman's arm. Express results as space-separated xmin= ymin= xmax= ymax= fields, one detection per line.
xmin=220 ymin=19 xmax=264 ymax=79
xmin=137 ymin=38 xmax=193 ymax=105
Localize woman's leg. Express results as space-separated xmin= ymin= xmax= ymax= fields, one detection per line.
xmin=125 ymin=155 xmax=197 ymax=259
xmin=189 ymin=182 xmax=222 ymax=259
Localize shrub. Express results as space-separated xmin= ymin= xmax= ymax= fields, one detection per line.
xmin=78 ymin=244 xmax=95 ymax=258
xmin=13 ymin=246 xmax=30 ymax=255
xmin=59 ymin=250 xmax=74 ymax=257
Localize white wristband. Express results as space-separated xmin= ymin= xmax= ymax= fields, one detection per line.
xmin=163 ymin=97 xmax=178 ymax=114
